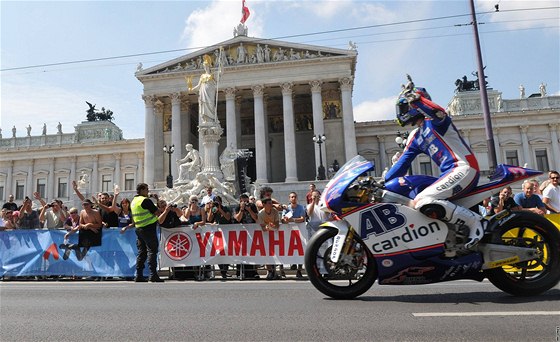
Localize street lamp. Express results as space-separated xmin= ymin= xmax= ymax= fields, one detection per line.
xmin=163 ymin=144 xmax=175 ymax=188
xmin=395 ymin=131 xmax=409 ymax=149
xmin=313 ymin=134 xmax=326 ymax=180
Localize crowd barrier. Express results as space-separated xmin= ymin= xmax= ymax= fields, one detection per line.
xmin=0 ymin=223 xmax=310 ymax=277
xmin=2 ymin=216 xmax=559 ymax=278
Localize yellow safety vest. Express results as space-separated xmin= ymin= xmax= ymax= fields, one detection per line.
xmin=131 ymin=196 xmax=158 ymax=228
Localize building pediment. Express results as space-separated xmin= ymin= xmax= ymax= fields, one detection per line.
xmin=500 ymin=139 xmax=521 ymax=147
xmin=136 ymin=35 xmax=357 ymax=79
xmin=529 ymin=137 xmax=551 ymax=145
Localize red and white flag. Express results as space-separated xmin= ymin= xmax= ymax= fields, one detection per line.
xmin=241 ymin=0 xmax=250 ymax=24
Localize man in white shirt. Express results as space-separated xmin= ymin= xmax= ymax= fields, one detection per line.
xmin=542 ymin=170 xmax=560 ymax=214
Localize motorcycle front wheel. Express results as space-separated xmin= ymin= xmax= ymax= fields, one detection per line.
xmin=304 ymin=228 xmax=377 ymax=299
xmin=485 ymin=213 xmax=560 ymax=296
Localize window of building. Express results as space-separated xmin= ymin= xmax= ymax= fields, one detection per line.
xmin=505 ymin=150 xmax=519 ymax=166
xmin=101 ymin=175 xmax=112 ymax=193
xmin=58 ymin=178 xmax=68 ymax=198
xmin=535 ymin=149 xmax=549 ymax=172
xmin=419 ymin=161 xmax=433 ymax=176
xmin=124 ymin=173 xmax=135 ymax=191
xmin=36 ymin=178 xmax=46 ymax=199
xmin=16 ymin=181 xmax=25 ymax=200
xmin=0 ymin=186 xmax=4 ymax=201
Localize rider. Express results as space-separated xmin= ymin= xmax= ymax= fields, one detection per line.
xmin=384 ymin=75 xmax=486 ymax=249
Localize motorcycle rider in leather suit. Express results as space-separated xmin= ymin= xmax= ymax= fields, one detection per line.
xmin=384 ymin=77 xmax=486 ymax=249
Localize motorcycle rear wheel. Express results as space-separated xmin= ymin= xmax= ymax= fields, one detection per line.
xmin=304 ymin=228 xmax=377 ymax=299
xmin=485 ymin=213 xmax=560 ymax=296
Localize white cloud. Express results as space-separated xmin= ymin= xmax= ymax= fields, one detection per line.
xmin=181 ymin=1 xmax=265 ymax=48
xmin=354 ymin=97 xmax=396 ymax=122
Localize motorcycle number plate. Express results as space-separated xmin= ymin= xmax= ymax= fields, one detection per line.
xmin=330 ymin=233 xmax=347 ymax=263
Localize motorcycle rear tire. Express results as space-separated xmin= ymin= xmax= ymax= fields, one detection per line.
xmin=304 ymin=228 xmax=377 ymax=299
xmin=485 ymin=212 xmax=560 ymax=296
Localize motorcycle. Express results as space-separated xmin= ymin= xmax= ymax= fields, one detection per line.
xmin=304 ymin=155 xmax=560 ymax=299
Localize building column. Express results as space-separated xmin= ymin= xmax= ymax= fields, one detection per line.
xmin=339 ymin=77 xmax=357 ymax=161
xmin=28 ymin=162 xmax=35 ymax=199
xmin=171 ymin=93 xmax=182 ymax=180
xmin=225 ymin=87 xmax=238 ymax=149
xmin=520 ymin=125 xmax=531 ymax=168
xmin=46 ymin=158 xmax=54 ymax=201
xmin=154 ymin=99 xmax=165 ymax=185
xmin=377 ymin=136 xmax=387 ymax=172
xmin=235 ymin=96 xmax=242 ymax=148
xmin=5 ymin=161 xmax=13 ymax=198
xmin=493 ymin=128 xmax=502 ymax=164
xmin=252 ymin=85 xmax=268 ymax=183
xmin=136 ymin=152 xmax=144 ymax=186
xmin=70 ymin=156 xmax=76 ymax=185
xmin=181 ymin=100 xmax=191 ymax=152
xmin=114 ymin=153 xmax=121 ymax=188
xmin=310 ymin=80 xmax=325 ymax=177
xmin=91 ymin=155 xmax=99 ymax=195
xmin=143 ymin=95 xmax=156 ymax=186
xmin=549 ymin=123 xmax=560 ymax=170
xmin=282 ymin=82 xmax=298 ymax=182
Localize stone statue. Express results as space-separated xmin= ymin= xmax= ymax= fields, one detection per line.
xmin=57 ymin=122 xmax=62 ymax=134
xmin=539 ymin=82 xmax=547 ymax=97
xmin=42 ymin=123 xmax=47 ymax=135
xmin=256 ymin=44 xmax=264 ymax=63
xmin=237 ymin=42 xmax=247 ymax=64
xmin=186 ymin=55 xmax=217 ymax=124
xmin=519 ymin=84 xmax=525 ymax=99
xmin=78 ymin=172 xmax=89 ymax=189
xmin=136 ymin=62 xmax=143 ymax=72
xmin=12 ymin=126 xmax=16 ymax=138
xmin=220 ymin=146 xmax=238 ymax=181
xmin=176 ymin=144 xmax=202 ymax=182
xmin=26 ymin=125 xmax=31 ymax=136
xmin=392 ymin=151 xmax=402 ymax=165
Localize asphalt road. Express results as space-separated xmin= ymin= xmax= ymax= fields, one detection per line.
xmin=1 ymin=278 xmax=559 ymax=342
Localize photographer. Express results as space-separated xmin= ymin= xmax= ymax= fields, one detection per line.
xmin=233 ymin=194 xmax=258 ymax=224
xmin=207 ymin=196 xmax=232 ymax=279
xmin=157 ymin=200 xmax=184 ymax=228
xmin=39 ymin=199 xmax=67 ymax=229
xmin=233 ymin=194 xmax=260 ymax=279
xmin=17 ymin=196 xmax=41 ymax=229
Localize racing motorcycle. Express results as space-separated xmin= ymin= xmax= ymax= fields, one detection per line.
xmin=304 ymin=155 xmax=560 ymax=299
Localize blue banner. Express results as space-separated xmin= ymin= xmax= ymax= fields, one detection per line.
xmin=0 ymin=229 xmax=147 ymax=277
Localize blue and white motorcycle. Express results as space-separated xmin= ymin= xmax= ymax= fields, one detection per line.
xmin=304 ymin=155 xmax=560 ymax=299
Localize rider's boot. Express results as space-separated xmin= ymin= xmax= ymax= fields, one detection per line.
xmin=417 ymin=199 xmax=486 ymax=249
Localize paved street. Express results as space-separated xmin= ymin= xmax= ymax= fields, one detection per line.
xmin=1 ymin=278 xmax=559 ymax=342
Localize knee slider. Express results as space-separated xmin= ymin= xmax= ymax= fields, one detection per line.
xmin=419 ymin=204 xmax=446 ymax=220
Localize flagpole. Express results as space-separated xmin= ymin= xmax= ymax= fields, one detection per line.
xmin=214 ymin=47 xmax=224 ymax=123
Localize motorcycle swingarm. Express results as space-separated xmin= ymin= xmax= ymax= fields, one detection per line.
xmin=478 ymin=243 xmax=540 ymax=270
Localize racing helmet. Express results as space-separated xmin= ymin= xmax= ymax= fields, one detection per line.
xmin=395 ymin=87 xmax=432 ymax=127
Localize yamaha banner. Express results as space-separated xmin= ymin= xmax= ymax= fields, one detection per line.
xmin=0 ymin=229 xmax=141 ymax=277
xmin=160 ymin=223 xmax=310 ymax=267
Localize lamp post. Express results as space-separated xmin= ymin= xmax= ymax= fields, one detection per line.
xmin=163 ymin=144 xmax=175 ymax=188
xmin=395 ymin=131 xmax=413 ymax=174
xmin=313 ymin=134 xmax=326 ymax=180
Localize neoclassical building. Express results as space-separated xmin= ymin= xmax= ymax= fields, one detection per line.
xmin=0 ymin=121 xmax=144 ymax=206
xmin=135 ymin=26 xmax=358 ymax=187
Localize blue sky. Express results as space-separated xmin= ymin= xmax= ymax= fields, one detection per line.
xmin=1 ymin=0 xmax=558 ymax=139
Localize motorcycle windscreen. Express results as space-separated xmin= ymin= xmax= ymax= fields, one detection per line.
xmin=323 ymin=155 xmax=374 ymax=214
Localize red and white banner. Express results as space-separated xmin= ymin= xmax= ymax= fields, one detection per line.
xmin=160 ymin=223 xmax=309 ymax=267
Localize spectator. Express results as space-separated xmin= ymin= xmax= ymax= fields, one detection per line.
xmin=282 ymin=192 xmax=306 ymax=278
xmin=305 ymin=183 xmax=320 ymax=204
xmin=530 ymin=179 xmax=543 ymax=198
xmin=157 ymin=199 xmax=183 ymax=228
xmin=233 ymin=194 xmax=260 ymax=279
xmin=128 ymin=183 xmax=164 ymax=283
xmin=258 ymin=198 xmax=280 ymax=280
xmin=111 ymin=190 xmax=133 ymax=229
xmin=208 ymin=195 xmax=233 ymax=279
xmin=539 ymin=171 xmax=553 ymax=194
xmin=489 ymin=186 xmax=521 ymax=214
xmin=63 ymin=207 xmax=80 ymax=231
xmin=513 ymin=180 xmax=546 ymax=215
xmin=200 ymin=186 xmax=215 ymax=206
xmin=63 ymin=199 xmax=103 ymax=262
xmin=256 ymin=186 xmax=283 ymax=211
xmin=2 ymin=194 xmax=18 ymax=211
xmin=39 ymin=199 xmax=67 ymax=229
xmin=184 ymin=195 xmax=206 ymax=229
xmin=1 ymin=209 xmax=17 ymax=230
xmin=95 ymin=192 xmax=119 ymax=228
xmin=16 ymin=196 xmax=41 ymax=229
xmin=307 ymin=190 xmax=331 ymax=238
xmin=542 ymin=170 xmax=560 ymax=214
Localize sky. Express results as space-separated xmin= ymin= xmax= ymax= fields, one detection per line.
xmin=1 ymin=0 xmax=559 ymax=140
